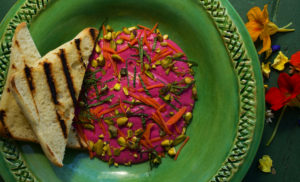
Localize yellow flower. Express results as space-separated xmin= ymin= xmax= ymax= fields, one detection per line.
xmin=246 ymin=5 xmax=295 ymax=55
xmin=271 ymin=51 xmax=289 ymax=71
xmin=258 ymin=155 xmax=273 ymax=173
xmin=261 ymin=62 xmax=271 ymax=78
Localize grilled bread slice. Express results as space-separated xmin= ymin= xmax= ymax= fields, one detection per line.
xmin=10 ymin=27 xmax=98 ymax=166
xmin=0 ymin=22 xmax=85 ymax=149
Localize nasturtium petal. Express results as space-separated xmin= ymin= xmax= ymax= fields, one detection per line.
xmin=258 ymin=155 xmax=273 ymax=173
xmin=271 ymin=51 xmax=289 ymax=71
xmin=261 ymin=62 xmax=271 ymax=78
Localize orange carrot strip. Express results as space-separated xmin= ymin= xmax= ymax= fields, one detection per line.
xmin=151 ymin=114 xmax=164 ymax=130
xmin=158 ymin=104 xmax=166 ymax=112
xmin=119 ymin=35 xmax=131 ymax=41
xmin=167 ymin=42 xmax=183 ymax=53
xmin=140 ymin=95 xmax=159 ymax=109
xmin=143 ymin=123 xmax=154 ymax=140
xmin=108 ymin=54 xmax=118 ymax=76
xmin=150 ymin=136 xmax=163 ymax=143
xmin=138 ymin=29 xmax=145 ymax=39
xmin=143 ymin=34 xmax=151 ymax=51
xmin=140 ymin=139 xmax=151 ymax=149
xmin=156 ymin=111 xmax=172 ymax=134
xmin=147 ymin=22 xmax=158 ymax=36
xmin=130 ymin=38 xmax=138 ymax=45
xmin=102 ymin=25 xmax=107 ymax=35
xmin=119 ymin=99 xmax=126 ymax=114
xmin=98 ymin=121 xmax=107 ymax=135
xmin=102 ymin=47 xmax=117 ymax=54
xmin=117 ymin=128 xmax=126 ymax=138
xmin=174 ymin=136 xmax=190 ymax=160
xmin=89 ymin=106 xmax=103 ymax=116
xmin=156 ymin=50 xmax=173 ymax=60
xmin=166 ymin=106 xmax=187 ymax=125
xmin=97 ymin=106 xmax=120 ymax=117
xmin=137 ymin=83 xmax=165 ymax=92
xmin=140 ymin=74 xmax=151 ymax=86
xmin=137 ymin=24 xmax=151 ymax=31
xmin=151 ymin=49 xmax=170 ymax=62
xmin=174 ymin=124 xmax=180 ymax=134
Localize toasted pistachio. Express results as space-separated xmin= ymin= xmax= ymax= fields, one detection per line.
xmin=97 ymin=54 xmax=105 ymax=67
xmin=84 ymin=123 xmax=95 ymax=130
xmin=128 ymin=26 xmax=137 ymax=31
xmin=161 ymin=139 xmax=171 ymax=147
xmin=113 ymin=148 xmax=121 ymax=156
xmin=117 ymin=117 xmax=128 ymax=126
xmin=184 ymin=77 xmax=193 ymax=84
xmin=125 ymin=161 xmax=132 ymax=166
xmin=111 ymin=32 xmax=117 ymax=39
xmin=91 ymin=59 xmax=98 ymax=68
xmin=156 ymin=28 xmax=160 ymax=34
xmin=157 ymin=33 xmax=163 ymax=42
xmin=110 ymin=40 xmax=117 ymax=50
xmin=99 ymin=134 xmax=104 ymax=139
xmin=168 ymin=147 xmax=176 ymax=156
xmin=122 ymin=27 xmax=130 ymax=35
xmin=107 ymin=144 xmax=112 ymax=156
xmin=161 ymin=56 xmax=172 ymax=69
xmin=127 ymin=122 xmax=133 ymax=128
xmin=160 ymin=41 xmax=168 ymax=47
xmin=145 ymin=71 xmax=155 ymax=80
xmin=106 ymin=25 xmax=113 ymax=32
xmin=181 ymin=127 xmax=186 ymax=135
xmin=117 ymin=137 xmax=127 ymax=147
xmin=108 ymin=158 xmax=114 ymax=166
xmin=113 ymin=83 xmax=121 ymax=91
xmin=79 ymin=101 xmax=85 ymax=107
xmin=88 ymin=140 xmax=94 ymax=151
xmin=120 ymin=146 xmax=126 ymax=151
xmin=134 ymin=128 xmax=143 ymax=136
xmin=114 ymin=162 xmax=119 ymax=167
xmin=132 ymin=136 xmax=137 ymax=142
xmin=122 ymin=87 xmax=129 ymax=96
xmin=109 ymin=125 xmax=118 ymax=138
xmin=104 ymin=119 xmax=114 ymax=125
xmin=95 ymin=44 xmax=101 ymax=53
xmin=144 ymin=63 xmax=151 ymax=70
xmin=192 ymin=86 xmax=197 ymax=99
xmin=104 ymin=32 xmax=112 ymax=40
xmin=159 ymin=130 xmax=166 ymax=137
xmin=173 ymin=135 xmax=187 ymax=146
xmin=115 ymin=31 xmax=122 ymax=37
xmin=127 ymin=140 xmax=138 ymax=150
xmin=152 ymin=64 xmax=156 ymax=69
xmin=130 ymin=32 xmax=135 ymax=40
xmin=111 ymin=54 xmax=123 ymax=62
xmin=155 ymin=48 xmax=161 ymax=53
xmin=133 ymin=153 xmax=138 ymax=158
xmin=173 ymin=52 xmax=185 ymax=59
xmin=115 ymin=109 xmax=119 ymax=115
xmin=94 ymin=139 xmax=104 ymax=155
xmin=163 ymin=94 xmax=171 ymax=101
xmin=127 ymin=129 xmax=133 ymax=138
xmin=190 ymin=69 xmax=195 ymax=75
xmin=169 ymin=112 xmax=174 ymax=116
xmin=184 ymin=112 xmax=193 ymax=124
xmin=116 ymin=39 xmax=124 ymax=45
xmin=153 ymin=157 xmax=161 ymax=164
xmin=163 ymin=34 xmax=169 ymax=40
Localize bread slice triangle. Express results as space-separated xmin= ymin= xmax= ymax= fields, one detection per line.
xmin=10 ymin=27 xmax=98 ymax=166
xmin=0 ymin=22 xmax=86 ymax=149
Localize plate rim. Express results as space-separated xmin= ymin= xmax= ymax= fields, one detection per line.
xmin=0 ymin=0 xmax=264 ymax=181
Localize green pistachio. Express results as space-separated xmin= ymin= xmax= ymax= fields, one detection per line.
xmin=94 ymin=139 xmax=104 ymax=155
xmin=97 ymin=54 xmax=105 ymax=67
xmin=163 ymin=34 xmax=169 ymax=40
xmin=110 ymin=40 xmax=117 ymax=50
xmin=173 ymin=135 xmax=187 ymax=146
xmin=184 ymin=112 xmax=193 ymax=124
xmin=108 ymin=125 xmax=118 ymax=138
xmin=127 ymin=122 xmax=133 ymax=128
xmin=157 ymin=33 xmax=163 ymax=42
xmin=83 ymin=123 xmax=95 ymax=130
xmin=184 ymin=77 xmax=193 ymax=84
xmin=172 ymin=52 xmax=185 ymax=59
xmin=144 ymin=63 xmax=151 ymax=70
xmin=104 ymin=119 xmax=114 ymax=125
xmin=127 ymin=129 xmax=133 ymax=138
xmin=160 ymin=41 xmax=168 ymax=47
xmin=91 ymin=59 xmax=98 ymax=68
xmin=108 ymin=158 xmax=114 ymax=166
xmin=116 ymin=39 xmax=124 ymax=45
xmin=113 ymin=83 xmax=121 ymax=91
xmin=122 ymin=27 xmax=130 ymax=35
xmin=106 ymin=25 xmax=113 ymax=32
xmin=161 ymin=139 xmax=172 ymax=147
xmin=95 ymin=44 xmax=101 ymax=54
xmin=104 ymin=32 xmax=112 ymax=40
xmin=134 ymin=128 xmax=143 ymax=136
xmin=88 ymin=140 xmax=94 ymax=151
xmin=130 ymin=32 xmax=135 ymax=40
xmin=122 ymin=87 xmax=129 ymax=96
xmin=111 ymin=54 xmax=123 ymax=62
xmin=117 ymin=117 xmax=128 ymax=126
xmin=168 ymin=147 xmax=176 ymax=156
xmin=117 ymin=137 xmax=127 ymax=147
xmin=113 ymin=148 xmax=121 ymax=156
xmin=163 ymin=94 xmax=171 ymax=101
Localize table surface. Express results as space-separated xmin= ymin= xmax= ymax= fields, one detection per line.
xmin=0 ymin=0 xmax=299 ymax=181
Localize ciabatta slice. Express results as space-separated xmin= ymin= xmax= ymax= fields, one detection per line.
xmin=10 ymin=27 xmax=98 ymax=166
xmin=0 ymin=22 xmax=85 ymax=149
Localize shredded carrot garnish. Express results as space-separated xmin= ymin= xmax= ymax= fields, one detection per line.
xmin=167 ymin=42 xmax=183 ymax=53
xmin=98 ymin=121 xmax=106 ymax=135
xmin=77 ymin=126 xmax=93 ymax=158
xmin=174 ymin=136 xmax=190 ymax=160
xmin=140 ymin=74 xmax=151 ymax=86
xmin=147 ymin=22 xmax=158 ymax=36
xmin=143 ymin=123 xmax=154 ymax=147
xmin=150 ymin=136 xmax=163 ymax=143
xmin=137 ymin=83 xmax=165 ymax=92
xmin=97 ymin=106 xmax=120 ymax=117
xmin=89 ymin=106 xmax=103 ymax=116
xmin=117 ymin=127 xmax=126 ymax=138
xmin=137 ymin=25 xmax=151 ymax=31
xmin=129 ymin=92 xmax=160 ymax=109
xmin=138 ymin=29 xmax=145 ymax=39
xmin=108 ymin=54 xmax=118 ymax=76
xmin=102 ymin=47 xmax=117 ymax=54
xmin=151 ymin=114 xmax=165 ymax=130
xmin=130 ymin=38 xmax=138 ymax=45
xmin=140 ymin=139 xmax=151 ymax=149
xmin=158 ymin=104 xmax=166 ymax=112
xmin=119 ymin=35 xmax=131 ymax=41
xmin=156 ymin=50 xmax=173 ymax=60
xmin=174 ymin=124 xmax=180 ymax=134
xmin=156 ymin=111 xmax=172 ymax=134
xmin=151 ymin=49 xmax=171 ymax=62
xmin=166 ymin=106 xmax=187 ymax=125
xmin=143 ymin=34 xmax=151 ymax=51
xmin=119 ymin=99 xmax=126 ymax=114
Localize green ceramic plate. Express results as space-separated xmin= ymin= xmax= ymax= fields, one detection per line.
xmin=0 ymin=0 xmax=264 ymax=181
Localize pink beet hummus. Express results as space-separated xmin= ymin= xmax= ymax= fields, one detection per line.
xmin=75 ymin=25 xmax=196 ymax=166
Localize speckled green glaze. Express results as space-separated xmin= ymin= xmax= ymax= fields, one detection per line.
xmin=0 ymin=0 xmax=264 ymax=181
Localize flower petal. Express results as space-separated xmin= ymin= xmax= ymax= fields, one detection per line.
xmin=258 ymin=33 xmax=271 ymax=54
xmin=265 ymin=87 xmax=288 ymax=111
xmin=262 ymin=62 xmax=271 ymax=78
xmin=271 ymin=51 xmax=289 ymax=71
xmin=277 ymin=72 xmax=294 ymax=94
xmin=262 ymin=5 xmax=269 ymax=23
xmin=258 ymin=155 xmax=272 ymax=173
xmin=246 ymin=21 xmax=263 ymax=42
xmin=290 ymin=74 xmax=300 ymax=96
xmin=290 ymin=51 xmax=300 ymax=71
xmin=247 ymin=6 xmax=264 ymax=22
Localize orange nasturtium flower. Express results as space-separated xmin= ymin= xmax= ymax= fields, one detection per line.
xmin=245 ymin=5 xmax=295 ymax=55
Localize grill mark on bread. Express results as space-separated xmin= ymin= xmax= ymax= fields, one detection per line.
xmin=46 ymin=144 xmax=55 ymax=157
xmin=0 ymin=110 xmax=11 ymax=137
xmin=15 ymin=40 xmax=20 ymax=48
xmin=89 ymin=28 xmax=96 ymax=41
xmin=75 ymin=38 xmax=86 ymax=68
xmin=12 ymin=64 xmax=16 ymax=70
xmin=24 ymin=65 xmax=35 ymax=91
xmin=56 ymin=112 xmax=67 ymax=138
xmin=43 ymin=62 xmax=59 ymax=105
xmin=58 ymin=49 xmax=77 ymax=106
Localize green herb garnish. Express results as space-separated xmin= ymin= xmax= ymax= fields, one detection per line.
xmin=138 ymin=38 xmax=144 ymax=71
xmin=173 ymin=57 xmax=198 ymax=66
xmin=126 ymin=59 xmax=129 ymax=87
xmin=139 ymin=75 xmax=152 ymax=97
xmin=152 ymin=36 xmax=157 ymax=52
xmin=133 ymin=66 xmax=137 ymax=88
xmin=159 ymin=95 xmax=179 ymax=111
xmin=88 ymin=95 xmax=114 ymax=108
